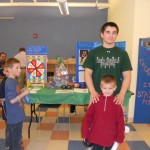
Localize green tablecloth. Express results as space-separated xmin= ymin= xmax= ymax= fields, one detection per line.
xmin=29 ymin=88 xmax=90 ymax=105
xmin=29 ymin=88 xmax=132 ymax=106
xmin=123 ymin=91 xmax=132 ymax=107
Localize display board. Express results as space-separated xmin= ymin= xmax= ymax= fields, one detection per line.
xmin=26 ymin=46 xmax=47 ymax=84
xmin=134 ymin=38 xmax=150 ymax=123
xmin=76 ymin=41 xmax=126 ymax=83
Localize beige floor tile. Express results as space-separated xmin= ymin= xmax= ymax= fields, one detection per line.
xmin=59 ymin=109 xmax=70 ymax=117
xmin=37 ymin=112 xmax=46 ymax=117
xmin=70 ymin=124 xmax=82 ymax=131
xmin=26 ymin=130 xmax=52 ymax=140
xmin=69 ymin=130 xmax=82 ymax=140
xmin=132 ymin=123 xmax=150 ymax=131
xmin=54 ymin=123 xmax=70 ymax=131
xmin=47 ymin=108 xmax=59 ymax=112
xmin=26 ymin=139 xmax=49 ymax=150
xmin=23 ymin=122 xmax=38 ymax=130
xmin=125 ymin=131 xmax=143 ymax=141
xmin=138 ymin=131 xmax=150 ymax=147
xmin=41 ymin=117 xmax=57 ymax=123
xmin=51 ymin=131 xmax=69 ymax=140
xmin=22 ymin=130 xmax=30 ymax=139
xmin=0 ymin=129 xmax=6 ymax=138
xmin=46 ymin=140 xmax=68 ymax=150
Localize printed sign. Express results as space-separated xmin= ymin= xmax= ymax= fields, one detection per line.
xmin=134 ymin=38 xmax=150 ymax=123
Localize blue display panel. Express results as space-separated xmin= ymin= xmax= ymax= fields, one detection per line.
xmin=134 ymin=38 xmax=150 ymax=123
xmin=76 ymin=41 xmax=126 ymax=83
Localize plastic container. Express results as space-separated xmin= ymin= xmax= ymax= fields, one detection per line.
xmin=24 ymin=95 xmax=31 ymax=104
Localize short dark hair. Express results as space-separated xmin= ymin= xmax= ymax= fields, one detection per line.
xmin=0 ymin=52 xmax=7 ymax=57
xmin=5 ymin=58 xmax=20 ymax=68
xmin=100 ymin=22 xmax=119 ymax=34
xmin=19 ymin=47 xmax=26 ymax=52
xmin=101 ymin=75 xmax=116 ymax=85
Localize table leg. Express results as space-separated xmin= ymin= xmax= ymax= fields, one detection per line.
xmin=33 ymin=104 xmax=38 ymax=122
xmin=28 ymin=104 xmax=38 ymax=138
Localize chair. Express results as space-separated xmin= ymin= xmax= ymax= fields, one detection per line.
xmin=38 ymin=104 xmax=61 ymax=127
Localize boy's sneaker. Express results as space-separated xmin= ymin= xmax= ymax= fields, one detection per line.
xmin=83 ymin=139 xmax=93 ymax=150
xmin=4 ymin=147 xmax=9 ymax=150
xmin=86 ymin=146 xmax=93 ymax=150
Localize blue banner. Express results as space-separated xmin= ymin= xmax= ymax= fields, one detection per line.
xmin=26 ymin=46 xmax=48 ymax=55
xmin=134 ymin=38 xmax=150 ymax=123
xmin=76 ymin=41 xmax=126 ymax=83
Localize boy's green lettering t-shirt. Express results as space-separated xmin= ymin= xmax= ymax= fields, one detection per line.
xmin=83 ymin=46 xmax=133 ymax=95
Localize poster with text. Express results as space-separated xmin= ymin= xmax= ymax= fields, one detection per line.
xmin=134 ymin=38 xmax=150 ymax=123
xmin=26 ymin=46 xmax=47 ymax=84
xmin=76 ymin=41 xmax=126 ymax=83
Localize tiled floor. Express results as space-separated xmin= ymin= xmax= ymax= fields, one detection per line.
xmin=0 ymin=104 xmax=150 ymax=150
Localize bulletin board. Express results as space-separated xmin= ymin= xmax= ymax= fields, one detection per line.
xmin=76 ymin=41 xmax=126 ymax=83
xmin=134 ymin=38 xmax=150 ymax=123
xmin=26 ymin=46 xmax=48 ymax=84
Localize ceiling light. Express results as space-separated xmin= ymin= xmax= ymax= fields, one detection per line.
xmin=56 ymin=0 xmax=69 ymax=16
xmin=0 ymin=17 xmax=15 ymax=20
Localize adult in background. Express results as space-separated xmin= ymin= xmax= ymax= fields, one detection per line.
xmin=15 ymin=47 xmax=27 ymax=88
xmin=0 ymin=52 xmax=7 ymax=83
xmin=83 ymin=22 xmax=132 ymax=105
xmin=0 ymin=65 xmax=10 ymax=149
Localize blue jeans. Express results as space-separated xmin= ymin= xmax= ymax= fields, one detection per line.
xmin=7 ymin=122 xmax=24 ymax=150
xmin=5 ymin=121 xmax=10 ymax=148
xmin=93 ymin=144 xmax=112 ymax=150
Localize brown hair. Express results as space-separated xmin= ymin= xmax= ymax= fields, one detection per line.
xmin=0 ymin=52 xmax=7 ymax=57
xmin=101 ymin=75 xmax=116 ymax=85
xmin=19 ymin=47 xmax=26 ymax=52
xmin=100 ymin=22 xmax=119 ymax=34
xmin=5 ymin=58 xmax=20 ymax=68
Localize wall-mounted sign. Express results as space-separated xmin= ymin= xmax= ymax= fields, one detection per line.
xmin=134 ymin=38 xmax=150 ymax=123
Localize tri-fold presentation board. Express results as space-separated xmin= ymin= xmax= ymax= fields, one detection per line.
xmin=76 ymin=41 xmax=126 ymax=83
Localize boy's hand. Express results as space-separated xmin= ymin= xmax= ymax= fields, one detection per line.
xmin=24 ymin=88 xmax=30 ymax=95
xmin=111 ymin=142 xmax=119 ymax=150
xmin=0 ymin=98 xmax=5 ymax=102
xmin=21 ymin=87 xmax=26 ymax=92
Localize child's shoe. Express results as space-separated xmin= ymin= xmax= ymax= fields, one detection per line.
xmin=4 ymin=146 xmax=9 ymax=150
xmin=83 ymin=139 xmax=93 ymax=150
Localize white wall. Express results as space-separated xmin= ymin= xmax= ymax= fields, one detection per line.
xmin=108 ymin=0 xmax=150 ymax=122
